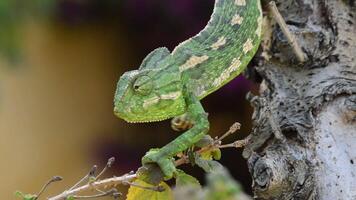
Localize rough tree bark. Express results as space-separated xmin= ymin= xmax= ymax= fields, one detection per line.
xmin=243 ymin=0 xmax=355 ymax=199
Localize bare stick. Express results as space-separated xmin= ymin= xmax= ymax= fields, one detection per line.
xmin=96 ymin=157 xmax=115 ymax=181
xmin=68 ymin=165 xmax=97 ymax=191
xmin=217 ymin=122 xmax=241 ymax=142
xmin=268 ymin=1 xmax=306 ymax=62
xmin=72 ymin=189 xmax=120 ymax=199
xmin=219 ymin=136 xmax=250 ymax=149
xmin=49 ymin=174 xmax=137 ymax=200
xmin=36 ymin=176 xmax=63 ymax=199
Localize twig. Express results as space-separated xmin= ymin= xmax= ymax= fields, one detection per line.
xmin=96 ymin=157 xmax=115 ymax=181
xmin=72 ymin=189 xmax=120 ymax=199
xmin=268 ymin=1 xmax=306 ymax=62
xmin=68 ymin=165 xmax=97 ymax=191
xmin=174 ymin=154 xmax=190 ymax=166
xmin=36 ymin=176 xmax=63 ymax=199
xmin=48 ymin=174 xmax=137 ymax=200
xmin=217 ymin=122 xmax=241 ymax=142
xmin=219 ymin=136 xmax=250 ymax=149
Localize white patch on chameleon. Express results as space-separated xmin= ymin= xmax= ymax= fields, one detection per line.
xmin=195 ymin=85 xmax=206 ymax=97
xmin=160 ymin=91 xmax=182 ymax=100
xmin=143 ymin=91 xmax=182 ymax=108
xmin=212 ymin=57 xmax=241 ymax=87
xmin=210 ymin=36 xmax=227 ymax=50
xmin=243 ymin=38 xmax=253 ymax=53
xmin=235 ymin=0 xmax=246 ymax=6
xmin=143 ymin=96 xmax=160 ymax=108
xmin=231 ymin=14 xmax=244 ymax=26
xmin=179 ymin=55 xmax=209 ymax=72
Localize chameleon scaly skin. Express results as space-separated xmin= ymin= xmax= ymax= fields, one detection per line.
xmin=114 ymin=0 xmax=262 ymax=179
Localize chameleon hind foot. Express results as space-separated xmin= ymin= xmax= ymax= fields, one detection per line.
xmin=141 ymin=149 xmax=176 ymax=180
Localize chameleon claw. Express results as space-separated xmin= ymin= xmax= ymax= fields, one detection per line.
xmin=142 ymin=149 xmax=176 ymax=180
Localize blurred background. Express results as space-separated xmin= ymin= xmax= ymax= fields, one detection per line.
xmin=0 ymin=0 xmax=258 ymax=199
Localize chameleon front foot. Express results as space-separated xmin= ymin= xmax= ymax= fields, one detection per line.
xmin=141 ymin=149 xmax=176 ymax=180
xmin=171 ymin=114 xmax=194 ymax=131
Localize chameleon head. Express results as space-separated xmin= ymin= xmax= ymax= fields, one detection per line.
xmin=113 ymin=69 xmax=186 ymax=123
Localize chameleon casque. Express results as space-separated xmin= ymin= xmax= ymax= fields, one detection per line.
xmin=114 ymin=0 xmax=262 ymax=179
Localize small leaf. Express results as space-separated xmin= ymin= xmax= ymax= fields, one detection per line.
xmin=14 ymin=191 xmax=37 ymax=200
xmin=206 ymin=168 xmax=246 ymax=200
xmin=195 ymin=135 xmax=214 ymax=148
xmin=15 ymin=191 xmax=24 ymax=198
xmin=212 ymin=148 xmax=221 ymax=160
xmin=200 ymin=148 xmax=221 ymax=160
xmin=195 ymin=157 xmax=223 ymax=173
xmin=126 ymin=179 xmax=173 ymax=200
xmin=200 ymin=151 xmax=213 ymax=160
xmin=88 ymin=176 xmax=96 ymax=183
xmin=175 ymin=169 xmax=201 ymax=188
xmin=66 ymin=196 xmax=75 ymax=200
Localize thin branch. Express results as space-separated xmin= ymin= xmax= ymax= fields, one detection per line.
xmin=217 ymin=122 xmax=241 ymax=142
xmin=48 ymin=174 xmax=136 ymax=200
xmin=72 ymin=189 xmax=120 ymax=199
xmin=96 ymin=157 xmax=115 ymax=181
xmin=268 ymin=1 xmax=306 ymax=62
xmin=219 ymin=136 xmax=250 ymax=149
xmin=68 ymin=165 xmax=97 ymax=191
xmin=36 ymin=176 xmax=63 ymax=199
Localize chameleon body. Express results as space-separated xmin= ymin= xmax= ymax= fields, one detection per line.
xmin=114 ymin=0 xmax=262 ymax=179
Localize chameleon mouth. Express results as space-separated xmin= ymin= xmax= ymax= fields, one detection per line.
xmin=124 ymin=116 xmax=172 ymax=123
xmin=114 ymin=106 xmax=172 ymax=123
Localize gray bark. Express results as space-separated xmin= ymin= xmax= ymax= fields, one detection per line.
xmin=244 ymin=0 xmax=356 ymax=199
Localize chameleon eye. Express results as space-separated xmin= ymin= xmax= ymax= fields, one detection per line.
xmin=133 ymin=75 xmax=153 ymax=95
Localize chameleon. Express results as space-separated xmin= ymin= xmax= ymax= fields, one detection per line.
xmin=114 ymin=0 xmax=262 ymax=180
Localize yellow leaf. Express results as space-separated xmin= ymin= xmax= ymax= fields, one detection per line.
xmin=126 ymin=179 xmax=173 ymax=200
xmin=200 ymin=150 xmax=213 ymax=160
xmin=200 ymin=148 xmax=221 ymax=160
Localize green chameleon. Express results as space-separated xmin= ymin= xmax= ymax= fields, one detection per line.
xmin=114 ymin=0 xmax=262 ymax=180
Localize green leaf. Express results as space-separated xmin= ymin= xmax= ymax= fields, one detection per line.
xmin=88 ymin=176 xmax=96 ymax=183
xmin=206 ymin=168 xmax=245 ymax=200
xmin=195 ymin=135 xmax=214 ymax=148
xmin=126 ymin=179 xmax=173 ymax=200
xmin=195 ymin=156 xmax=223 ymax=173
xmin=175 ymin=169 xmax=201 ymax=188
xmin=66 ymin=196 xmax=75 ymax=200
xmin=14 ymin=191 xmax=24 ymax=198
xmin=200 ymin=148 xmax=221 ymax=160
xmin=14 ymin=191 xmax=37 ymax=200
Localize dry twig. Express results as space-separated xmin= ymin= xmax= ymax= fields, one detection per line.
xmin=268 ymin=1 xmax=306 ymax=62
